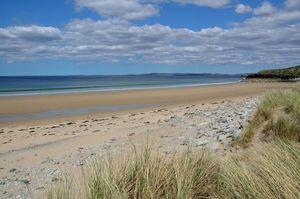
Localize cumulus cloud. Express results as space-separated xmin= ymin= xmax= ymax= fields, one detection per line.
xmin=0 ymin=0 xmax=300 ymax=66
xmin=0 ymin=26 xmax=62 ymax=42
xmin=253 ymin=1 xmax=276 ymax=15
xmin=75 ymin=0 xmax=158 ymax=20
xmin=245 ymin=9 xmax=300 ymax=27
xmin=75 ymin=0 xmax=231 ymax=20
xmin=235 ymin=4 xmax=252 ymax=14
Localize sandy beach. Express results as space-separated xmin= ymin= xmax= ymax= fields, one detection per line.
xmin=0 ymin=82 xmax=295 ymax=198
xmin=0 ymin=82 xmax=293 ymax=127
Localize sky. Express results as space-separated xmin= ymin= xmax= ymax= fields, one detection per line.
xmin=0 ymin=0 xmax=300 ymax=76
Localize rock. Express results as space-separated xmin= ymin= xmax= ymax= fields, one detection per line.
xmin=218 ymin=118 xmax=227 ymax=123
xmin=181 ymin=138 xmax=208 ymax=147
xmin=12 ymin=176 xmax=18 ymax=181
xmin=51 ymin=177 xmax=59 ymax=182
xmin=74 ymin=160 xmax=85 ymax=167
xmin=232 ymin=131 xmax=241 ymax=139
xmin=9 ymin=168 xmax=16 ymax=173
xmin=160 ymin=135 xmax=170 ymax=138
xmin=197 ymin=140 xmax=209 ymax=147
xmin=52 ymin=160 xmax=61 ymax=165
xmin=20 ymin=179 xmax=30 ymax=185
xmin=217 ymin=134 xmax=227 ymax=142
xmin=128 ymin=133 xmax=135 ymax=136
xmin=49 ymin=168 xmax=60 ymax=175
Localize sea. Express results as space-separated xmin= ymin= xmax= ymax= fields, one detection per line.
xmin=0 ymin=73 xmax=241 ymax=97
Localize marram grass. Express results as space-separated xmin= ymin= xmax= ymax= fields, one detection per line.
xmin=82 ymin=148 xmax=218 ymax=199
xmin=219 ymin=140 xmax=300 ymax=199
xmin=48 ymin=141 xmax=300 ymax=199
xmin=241 ymin=83 xmax=300 ymax=145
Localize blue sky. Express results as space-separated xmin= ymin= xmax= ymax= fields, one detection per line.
xmin=0 ymin=0 xmax=299 ymax=75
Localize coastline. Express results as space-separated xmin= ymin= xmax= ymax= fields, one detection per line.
xmin=0 ymin=80 xmax=241 ymax=97
xmin=0 ymin=82 xmax=294 ymax=127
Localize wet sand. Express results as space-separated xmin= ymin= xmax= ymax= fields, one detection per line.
xmin=0 ymin=82 xmax=293 ymax=127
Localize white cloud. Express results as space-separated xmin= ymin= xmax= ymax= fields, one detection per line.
xmin=0 ymin=26 xmax=62 ymax=42
xmin=285 ymin=0 xmax=300 ymax=10
xmin=235 ymin=4 xmax=252 ymax=14
xmin=0 ymin=1 xmax=300 ymax=66
xmin=171 ymin=0 xmax=230 ymax=8
xmin=75 ymin=0 xmax=158 ymax=20
xmin=75 ymin=0 xmax=231 ymax=21
xmin=253 ymin=1 xmax=276 ymax=15
xmin=246 ymin=10 xmax=300 ymax=27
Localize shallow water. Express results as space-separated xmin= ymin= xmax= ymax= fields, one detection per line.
xmin=0 ymin=74 xmax=241 ymax=96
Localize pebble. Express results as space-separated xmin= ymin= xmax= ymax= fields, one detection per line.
xmin=20 ymin=179 xmax=30 ymax=185
xmin=9 ymin=168 xmax=16 ymax=173
xmin=128 ymin=133 xmax=135 ymax=136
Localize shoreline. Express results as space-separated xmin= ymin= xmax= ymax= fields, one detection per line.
xmin=0 ymin=82 xmax=294 ymax=127
xmin=0 ymin=80 xmax=240 ymax=97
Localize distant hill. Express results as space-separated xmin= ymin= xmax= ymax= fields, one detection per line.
xmin=242 ymin=65 xmax=300 ymax=82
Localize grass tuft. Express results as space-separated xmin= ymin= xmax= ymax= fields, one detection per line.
xmin=48 ymin=141 xmax=300 ymax=199
xmin=83 ymin=147 xmax=219 ymax=199
xmin=241 ymin=85 xmax=300 ymax=144
xmin=219 ymin=140 xmax=300 ymax=199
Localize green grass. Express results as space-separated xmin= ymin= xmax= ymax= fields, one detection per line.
xmin=241 ymin=83 xmax=300 ymax=145
xmin=48 ymin=141 xmax=300 ymax=199
xmin=219 ymin=140 xmax=300 ymax=199
xmin=48 ymin=148 xmax=219 ymax=199
xmin=82 ymin=148 xmax=218 ymax=199
xmin=48 ymin=84 xmax=300 ymax=199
